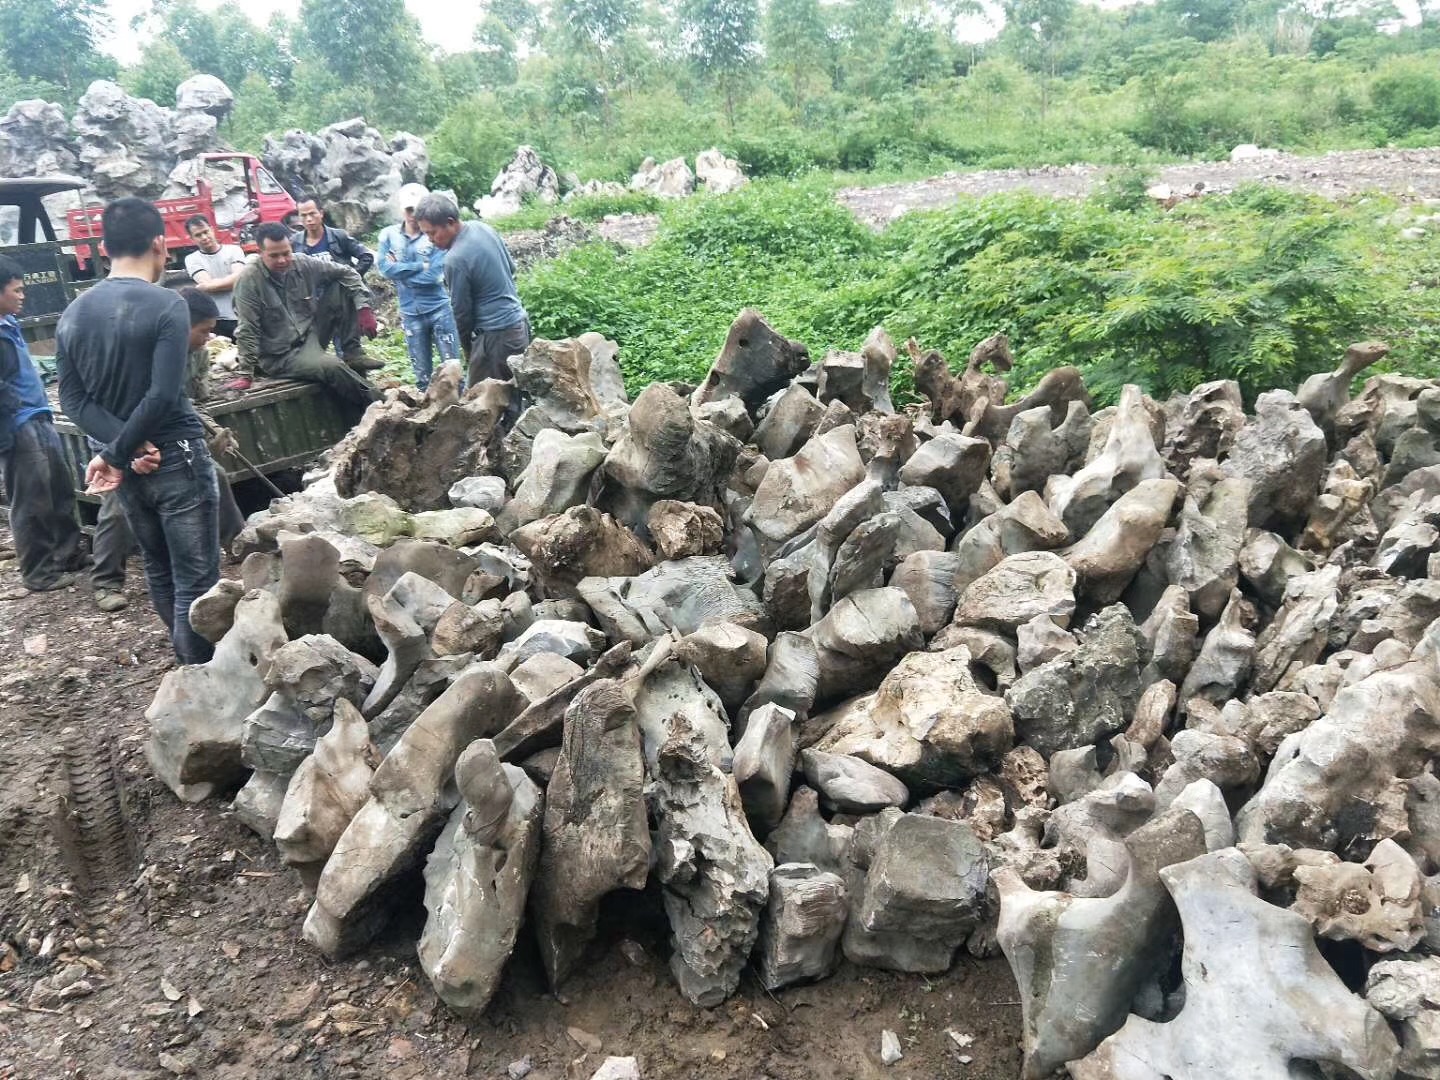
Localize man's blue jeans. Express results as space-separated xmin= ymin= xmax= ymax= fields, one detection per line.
xmin=400 ymin=306 xmax=461 ymax=391
xmin=116 ymin=440 xmax=221 ymax=666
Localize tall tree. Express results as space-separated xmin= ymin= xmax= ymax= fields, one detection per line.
xmin=298 ymin=0 xmax=427 ymax=87
xmin=680 ymin=0 xmax=760 ymax=127
xmin=0 ymin=0 xmax=113 ymax=95
xmin=1002 ymin=0 xmax=1076 ymax=120
xmin=123 ymin=39 xmax=195 ymax=104
xmin=491 ymin=0 xmax=543 ymax=48
xmin=764 ymin=0 xmax=829 ymax=107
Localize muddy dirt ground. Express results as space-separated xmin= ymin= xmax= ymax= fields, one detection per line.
xmin=0 ymin=526 xmax=1022 ymax=1080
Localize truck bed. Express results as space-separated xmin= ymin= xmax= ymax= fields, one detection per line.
xmin=45 ymin=377 xmax=356 ymax=501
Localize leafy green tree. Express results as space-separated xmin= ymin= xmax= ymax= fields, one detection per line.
xmin=764 ymin=0 xmax=829 ymax=107
xmin=0 ymin=0 xmax=113 ymax=96
xmin=226 ymin=71 xmax=286 ymax=149
xmin=122 ymin=39 xmax=195 ymax=105
xmin=146 ymin=1 xmax=294 ymax=94
xmin=680 ymin=0 xmax=761 ymax=127
xmin=492 ymin=0 xmax=543 ymax=46
xmin=298 ymin=0 xmax=426 ymax=86
xmin=474 ymin=16 xmax=520 ymax=87
xmin=1001 ymin=0 xmax=1076 ymax=120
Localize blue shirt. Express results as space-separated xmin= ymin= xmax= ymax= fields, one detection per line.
xmin=0 ymin=314 xmax=51 ymax=454
xmin=444 ymin=221 xmax=527 ymax=345
xmin=376 ymin=224 xmax=450 ymax=317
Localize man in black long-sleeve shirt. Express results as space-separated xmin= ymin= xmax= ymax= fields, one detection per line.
xmin=57 ymin=197 xmax=220 ymax=665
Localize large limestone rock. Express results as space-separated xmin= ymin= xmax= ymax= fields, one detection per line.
xmin=418 ymin=742 xmax=544 ymax=1013
xmin=1064 ymin=478 xmax=1180 ymax=605
xmin=511 ymin=506 xmax=654 ymax=599
xmin=844 ymin=813 xmax=990 ymax=973
xmin=954 ymin=551 xmax=1076 ymax=635
xmin=303 ymin=665 xmax=527 ymax=959
xmin=505 ymin=429 xmax=608 ymax=528
xmin=602 ymin=382 xmax=740 ymax=528
xmin=273 ymin=699 xmax=379 ymax=874
xmin=692 ymin=310 xmax=811 ymax=412
xmin=1237 ymin=636 xmax=1440 ymax=856
xmin=1070 ymin=849 xmax=1400 ymax=1080
xmin=1048 ymin=385 xmax=1165 ymax=536
xmin=475 ymin=145 xmax=559 ymax=220
xmin=0 ymin=99 xmax=79 ymax=180
xmin=629 ymin=155 xmax=694 ymax=197
xmin=995 ymin=808 xmax=1208 ymax=1079
xmin=73 ymin=80 xmax=185 ymax=199
xmin=756 ymin=863 xmax=848 ymax=990
xmin=530 ymin=679 xmax=650 ymax=989
xmin=1006 ymin=605 xmax=1145 ymax=759
xmin=651 ymin=713 xmax=773 ymax=1006
xmin=811 ymin=647 xmax=1013 ymax=791
xmin=332 ymin=382 xmax=509 ymax=512
xmin=146 ymin=592 xmax=289 ymax=802
xmin=1223 ymin=388 xmax=1329 ymax=532
xmin=509 ymin=337 xmax=605 ymax=431
xmin=694 ymin=148 xmax=747 ymax=194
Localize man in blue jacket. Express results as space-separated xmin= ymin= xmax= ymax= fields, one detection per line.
xmin=0 ymin=255 xmax=84 ymax=592
xmin=377 ymin=184 xmax=459 ymax=391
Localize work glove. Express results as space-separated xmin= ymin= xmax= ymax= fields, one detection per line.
xmin=357 ymin=307 xmax=379 ymax=339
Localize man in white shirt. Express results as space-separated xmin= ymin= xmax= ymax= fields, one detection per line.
xmin=183 ymin=215 xmax=246 ymax=341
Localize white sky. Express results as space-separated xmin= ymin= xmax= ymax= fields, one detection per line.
xmin=99 ymin=0 xmax=1423 ymax=64
xmin=100 ymin=0 xmax=492 ymax=64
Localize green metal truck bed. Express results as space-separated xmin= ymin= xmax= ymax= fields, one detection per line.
xmin=45 ymin=378 xmax=355 ymax=502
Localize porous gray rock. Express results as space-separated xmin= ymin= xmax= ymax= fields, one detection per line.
xmin=146 ymin=591 xmax=289 ymax=802
xmin=756 ymin=863 xmax=848 ymax=990
xmin=954 ymin=551 xmax=1076 ymax=635
xmin=1069 ymin=849 xmax=1400 ymax=1080
xmin=800 ymin=748 xmax=909 ymax=813
xmin=1006 ymin=605 xmax=1145 ymax=758
xmin=691 ymin=309 xmax=810 ymax=412
xmin=651 ymin=713 xmax=773 ymax=1006
xmin=418 ymin=742 xmax=544 ymax=1014
xmin=811 ymin=647 xmax=1013 ymax=792
xmin=1223 ymin=388 xmax=1329 ymax=532
xmin=843 ymin=813 xmax=990 ymax=973
xmin=531 ymin=678 xmax=651 ymax=989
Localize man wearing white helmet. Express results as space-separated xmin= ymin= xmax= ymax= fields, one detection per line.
xmin=376 ymin=182 xmax=460 ymax=390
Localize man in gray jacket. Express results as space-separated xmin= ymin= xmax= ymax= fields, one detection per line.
xmin=232 ymin=222 xmax=382 ymax=410
xmin=413 ymin=193 xmax=529 ymax=409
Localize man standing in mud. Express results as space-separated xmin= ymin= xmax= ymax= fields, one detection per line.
xmin=56 ymin=197 xmax=220 ymax=665
xmin=0 ymin=255 xmax=85 ymax=593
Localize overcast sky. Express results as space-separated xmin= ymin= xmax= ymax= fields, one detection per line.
xmin=100 ymin=0 xmax=493 ymax=63
xmin=98 ymin=0 xmax=1423 ymax=65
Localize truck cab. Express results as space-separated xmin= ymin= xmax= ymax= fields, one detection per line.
xmin=0 ymin=175 xmax=102 ymax=344
xmin=67 ymin=153 xmax=296 ymax=270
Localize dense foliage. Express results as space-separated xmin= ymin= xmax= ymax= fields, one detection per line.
xmin=520 ymin=179 xmax=1440 ymax=403
xmin=4 ymin=0 xmax=1440 ymax=200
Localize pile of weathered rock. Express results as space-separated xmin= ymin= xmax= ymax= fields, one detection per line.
xmin=476 ymin=145 xmax=749 ymax=221
xmin=0 ymin=76 xmax=428 ymax=236
xmin=146 ymin=317 xmax=1440 ymax=1077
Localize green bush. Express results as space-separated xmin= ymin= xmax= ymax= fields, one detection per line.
xmin=520 ymin=181 xmax=1414 ymax=407
xmin=1371 ymin=63 xmax=1440 ymax=137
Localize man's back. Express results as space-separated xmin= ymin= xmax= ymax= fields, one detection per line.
xmin=446 ymin=221 xmax=526 ymax=334
xmin=56 ymin=277 xmax=203 ymax=464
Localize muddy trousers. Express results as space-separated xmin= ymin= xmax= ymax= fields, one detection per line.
xmin=2 ymin=415 xmax=83 ymax=590
xmin=259 ymin=332 xmax=380 ymax=410
xmin=467 ymin=318 xmax=530 ymax=428
xmin=115 ymin=442 xmax=221 ymax=666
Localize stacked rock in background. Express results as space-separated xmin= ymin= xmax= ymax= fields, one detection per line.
xmin=150 ymin=318 xmax=1440 ymax=1077
xmin=0 ymin=76 xmax=428 ymax=237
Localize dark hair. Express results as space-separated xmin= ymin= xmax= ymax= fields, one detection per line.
xmin=413 ymin=192 xmax=460 ymax=226
xmin=256 ymin=222 xmax=291 ymax=246
xmin=0 ymin=254 xmax=21 ymax=289
xmin=185 ymin=214 xmax=212 ymax=234
xmin=297 ymin=194 xmax=322 ymax=211
xmin=102 ymin=197 xmax=165 ymax=259
xmin=178 ymin=286 xmax=219 ymax=326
